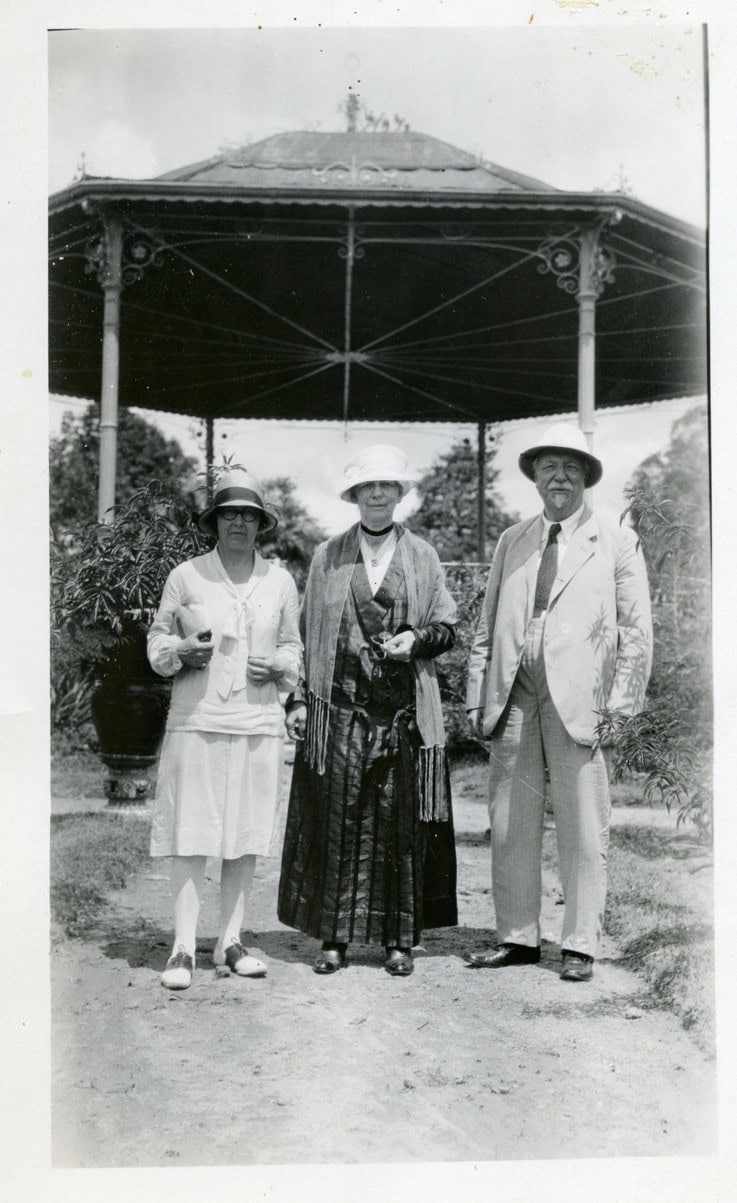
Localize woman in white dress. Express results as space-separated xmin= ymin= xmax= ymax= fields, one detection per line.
xmin=147 ymin=469 xmax=301 ymax=990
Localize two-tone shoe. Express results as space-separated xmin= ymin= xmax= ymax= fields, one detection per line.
xmin=214 ymin=938 xmax=267 ymax=978
xmin=161 ymin=945 xmax=194 ymax=990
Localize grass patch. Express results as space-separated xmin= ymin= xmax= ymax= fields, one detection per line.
xmin=50 ymin=732 xmax=157 ymax=799
xmin=51 ymin=813 xmax=151 ymax=938
xmin=602 ymin=826 xmax=713 ymax=1050
xmin=453 ymin=760 xmax=714 ymax=1049
xmin=51 ymin=745 xmax=107 ymax=799
xmin=540 ymin=819 xmax=713 ymax=1049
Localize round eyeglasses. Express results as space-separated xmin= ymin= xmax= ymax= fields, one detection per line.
xmin=217 ymin=507 xmax=261 ymax=523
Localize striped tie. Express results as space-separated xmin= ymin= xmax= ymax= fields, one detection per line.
xmin=533 ymin=523 xmax=561 ymax=616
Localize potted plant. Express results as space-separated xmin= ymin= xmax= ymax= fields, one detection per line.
xmin=51 ymin=479 xmax=211 ymax=802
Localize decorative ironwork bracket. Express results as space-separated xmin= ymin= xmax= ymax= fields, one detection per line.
xmin=84 ymin=222 xmax=165 ymax=287
xmin=536 ymin=217 xmax=618 ymax=297
xmin=338 ymin=235 xmax=365 ymax=263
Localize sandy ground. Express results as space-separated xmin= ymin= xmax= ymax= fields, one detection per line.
xmin=51 ymin=774 xmax=716 ymax=1168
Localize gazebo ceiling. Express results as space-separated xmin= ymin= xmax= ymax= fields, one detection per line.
xmin=49 ymin=130 xmax=707 ymax=426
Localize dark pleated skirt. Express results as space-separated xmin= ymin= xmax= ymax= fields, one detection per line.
xmin=277 ymin=704 xmax=457 ymax=948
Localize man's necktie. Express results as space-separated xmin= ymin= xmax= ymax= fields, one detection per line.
xmin=533 ymin=523 xmax=562 ymax=616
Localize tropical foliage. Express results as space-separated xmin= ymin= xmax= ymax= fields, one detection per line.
xmin=595 ymin=405 xmax=712 ymax=838
xmin=50 ymin=480 xmax=210 ymax=733
xmin=50 ymin=404 xmax=199 ymax=547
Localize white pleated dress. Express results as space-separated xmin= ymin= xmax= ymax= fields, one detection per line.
xmin=147 ymin=549 xmax=302 ymax=859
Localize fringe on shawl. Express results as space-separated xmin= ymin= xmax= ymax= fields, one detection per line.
xmin=418 ymin=744 xmax=449 ymax=822
xmin=304 ymin=691 xmax=330 ymax=776
xmin=304 ymin=693 xmax=448 ymax=824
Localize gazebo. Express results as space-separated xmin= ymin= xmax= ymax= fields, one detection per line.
xmin=49 ymin=122 xmax=706 ymax=550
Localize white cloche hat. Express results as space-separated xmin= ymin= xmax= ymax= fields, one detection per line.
xmin=340 ymin=444 xmax=417 ymax=503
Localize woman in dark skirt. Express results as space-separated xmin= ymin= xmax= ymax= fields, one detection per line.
xmin=277 ymin=445 xmax=458 ymax=977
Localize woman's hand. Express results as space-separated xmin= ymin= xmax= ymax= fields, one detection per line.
xmin=285 ymin=703 xmax=307 ymax=742
xmin=382 ymin=630 xmax=416 ymax=662
xmin=247 ymin=655 xmax=284 ymax=685
xmin=177 ymin=631 xmax=214 ymax=670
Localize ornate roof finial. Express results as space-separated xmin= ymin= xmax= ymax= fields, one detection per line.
xmin=74 ymin=150 xmax=87 ymax=182
xmin=345 ymin=92 xmax=359 ymax=133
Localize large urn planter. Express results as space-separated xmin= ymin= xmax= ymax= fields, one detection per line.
xmin=90 ymin=669 xmax=171 ymax=803
xmin=89 ymin=629 xmax=172 ymax=803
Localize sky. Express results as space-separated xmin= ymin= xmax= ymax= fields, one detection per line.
xmin=49 ymin=24 xmax=707 ymax=223
xmin=47 ymin=20 xmax=708 ymax=533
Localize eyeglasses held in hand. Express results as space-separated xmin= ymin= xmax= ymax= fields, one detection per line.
xmin=370 ymin=633 xmax=393 ymax=660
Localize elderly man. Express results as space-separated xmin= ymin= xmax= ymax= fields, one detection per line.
xmin=465 ymin=423 xmax=652 ymax=982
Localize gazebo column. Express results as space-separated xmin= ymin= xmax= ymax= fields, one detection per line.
xmin=205 ymin=416 xmax=215 ymax=500
xmin=340 ymin=206 xmax=359 ymax=426
xmin=476 ymin=421 xmax=486 ymax=561
xmin=538 ymin=216 xmax=617 ymax=450
xmin=96 ymin=219 xmax=123 ymax=522
xmin=576 ymin=228 xmax=598 ymax=450
xmin=85 ymin=218 xmax=163 ymax=520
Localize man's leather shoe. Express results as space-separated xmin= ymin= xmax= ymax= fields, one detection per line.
xmin=560 ymin=952 xmax=594 ymax=982
xmin=464 ymin=944 xmax=541 ymax=969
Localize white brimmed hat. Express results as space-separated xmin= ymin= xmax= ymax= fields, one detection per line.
xmin=198 ymin=468 xmax=279 ymax=536
xmin=340 ymin=444 xmax=416 ymax=503
xmin=518 ymin=422 xmax=603 ymax=487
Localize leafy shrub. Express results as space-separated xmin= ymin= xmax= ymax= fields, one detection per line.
xmin=50 ymin=480 xmax=211 ymax=740
xmin=439 ymin=562 xmax=490 ymax=759
xmin=596 ymin=405 xmax=712 ymax=839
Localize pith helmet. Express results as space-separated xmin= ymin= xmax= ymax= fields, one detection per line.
xmin=518 ymin=422 xmax=603 ymax=487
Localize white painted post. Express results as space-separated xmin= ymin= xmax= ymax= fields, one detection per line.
xmin=577 ymin=227 xmax=598 ymax=451
xmin=97 ymin=219 xmax=123 ymax=522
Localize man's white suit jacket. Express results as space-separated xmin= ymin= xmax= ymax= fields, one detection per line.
xmin=466 ymin=506 xmax=653 ymax=745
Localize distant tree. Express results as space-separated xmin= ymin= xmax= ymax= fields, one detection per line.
xmin=258 ymin=476 xmax=327 ymax=590
xmin=407 ymin=436 xmax=518 ymax=562
xmin=596 ymin=404 xmax=712 ymax=837
xmin=50 ymin=403 xmax=199 ymax=546
xmin=407 ymin=437 xmax=518 ymax=756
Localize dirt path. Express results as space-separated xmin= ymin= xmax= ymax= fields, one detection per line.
xmin=51 ymin=778 xmax=716 ymax=1167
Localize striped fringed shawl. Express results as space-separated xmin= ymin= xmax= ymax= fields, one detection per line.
xmin=301 ymin=523 xmax=457 ymax=821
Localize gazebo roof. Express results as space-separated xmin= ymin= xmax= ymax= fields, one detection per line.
xmin=48 ymin=128 xmax=706 ymax=426
xmin=154 ymin=129 xmax=559 ymax=194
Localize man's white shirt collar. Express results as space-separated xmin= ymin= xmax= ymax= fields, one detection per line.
xmin=541 ymin=503 xmax=585 ymax=544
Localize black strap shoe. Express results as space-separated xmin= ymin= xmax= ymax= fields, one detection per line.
xmin=464 ymin=944 xmax=541 ymax=968
xmin=384 ymin=947 xmax=414 ymax=977
xmin=314 ymin=942 xmax=348 ymax=974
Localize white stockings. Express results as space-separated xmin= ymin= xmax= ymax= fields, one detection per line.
xmin=169 ymin=853 xmax=257 ymax=961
